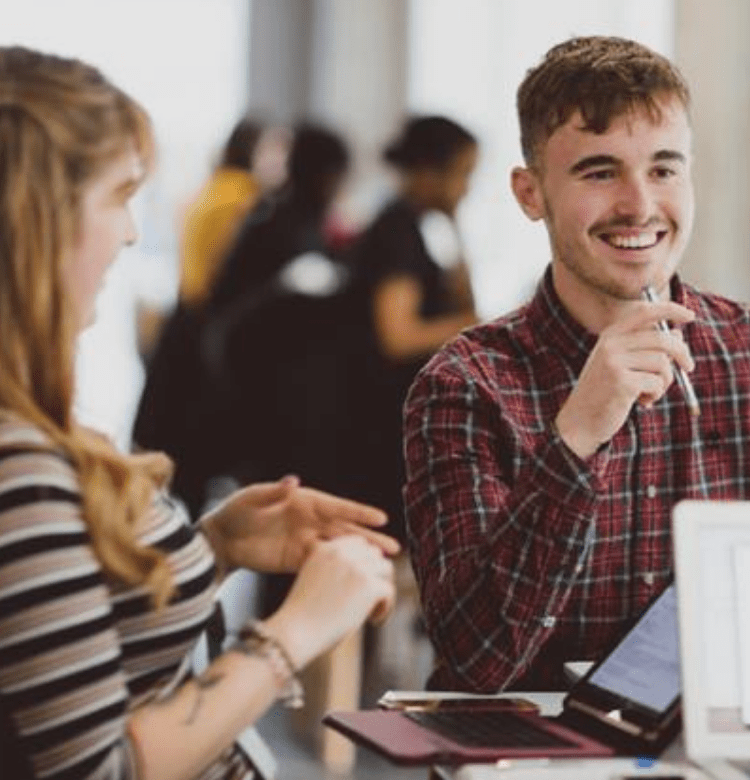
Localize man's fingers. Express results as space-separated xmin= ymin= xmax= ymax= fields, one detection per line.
xmin=626 ymin=330 xmax=695 ymax=373
xmin=633 ymin=370 xmax=672 ymax=407
xmin=669 ymin=328 xmax=695 ymax=372
xmin=612 ymin=300 xmax=695 ymax=334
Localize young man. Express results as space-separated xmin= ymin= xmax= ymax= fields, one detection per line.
xmin=403 ymin=35 xmax=750 ymax=693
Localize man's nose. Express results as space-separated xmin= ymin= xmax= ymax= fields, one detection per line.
xmin=613 ymin=174 xmax=654 ymax=222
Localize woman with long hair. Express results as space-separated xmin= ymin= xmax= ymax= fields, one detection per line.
xmin=179 ymin=116 xmax=265 ymax=309
xmin=0 ymin=45 xmax=397 ymax=780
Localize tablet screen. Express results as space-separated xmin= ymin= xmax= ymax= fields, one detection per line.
xmin=585 ymin=584 xmax=680 ymax=715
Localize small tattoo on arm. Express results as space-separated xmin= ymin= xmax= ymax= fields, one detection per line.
xmin=183 ymin=670 xmax=224 ymax=725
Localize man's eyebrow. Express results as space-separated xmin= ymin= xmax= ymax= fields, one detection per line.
xmin=653 ymin=149 xmax=687 ymax=164
xmin=569 ymin=155 xmax=619 ymax=174
xmin=569 ymin=149 xmax=688 ymax=175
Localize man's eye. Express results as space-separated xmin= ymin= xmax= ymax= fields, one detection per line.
xmin=653 ymin=166 xmax=677 ymax=179
xmin=583 ymin=169 xmax=615 ymax=180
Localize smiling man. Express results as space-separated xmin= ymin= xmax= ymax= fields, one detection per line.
xmin=403 ymin=36 xmax=750 ymax=693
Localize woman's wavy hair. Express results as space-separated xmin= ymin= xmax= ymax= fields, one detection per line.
xmin=0 ymin=46 xmax=174 ymax=606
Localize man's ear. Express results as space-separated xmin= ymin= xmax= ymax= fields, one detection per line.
xmin=511 ymin=166 xmax=545 ymax=221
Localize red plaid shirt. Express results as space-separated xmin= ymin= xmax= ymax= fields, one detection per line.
xmin=404 ymin=267 xmax=750 ymax=692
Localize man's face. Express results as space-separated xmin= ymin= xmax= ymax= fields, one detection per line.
xmin=514 ymin=98 xmax=694 ymax=316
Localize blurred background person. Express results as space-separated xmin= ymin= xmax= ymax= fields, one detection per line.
xmin=209 ymin=122 xmax=350 ymax=309
xmin=349 ymin=115 xmax=480 ymax=543
xmin=179 ymin=116 xmax=265 ymax=310
xmin=202 ymin=124 xmax=357 ymax=618
xmin=134 ymin=124 xmax=353 ymax=519
xmin=135 ymin=117 xmax=268 ymax=373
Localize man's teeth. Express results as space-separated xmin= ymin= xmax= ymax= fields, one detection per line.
xmin=605 ymin=232 xmax=659 ymax=249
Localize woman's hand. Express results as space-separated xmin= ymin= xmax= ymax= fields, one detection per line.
xmin=199 ymin=475 xmax=400 ymax=577
xmin=262 ymin=535 xmax=397 ymax=670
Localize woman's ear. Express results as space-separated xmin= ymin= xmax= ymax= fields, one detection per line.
xmin=511 ymin=166 xmax=545 ymax=221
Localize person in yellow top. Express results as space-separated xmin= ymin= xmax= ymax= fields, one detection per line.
xmin=179 ymin=118 xmax=263 ymax=307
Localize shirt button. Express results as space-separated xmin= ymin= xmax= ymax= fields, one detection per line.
xmin=643 ymin=572 xmax=655 ymax=586
xmin=542 ymin=616 xmax=556 ymax=628
xmin=646 ymin=485 xmax=657 ymax=499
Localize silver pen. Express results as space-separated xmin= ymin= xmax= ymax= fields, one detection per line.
xmin=642 ymin=285 xmax=700 ymax=416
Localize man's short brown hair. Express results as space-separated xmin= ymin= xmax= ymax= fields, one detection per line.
xmin=517 ymin=36 xmax=690 ymax=166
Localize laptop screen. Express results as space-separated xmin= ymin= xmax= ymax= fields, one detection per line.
xmin=586 ymin=584 xmax=680 ymax=714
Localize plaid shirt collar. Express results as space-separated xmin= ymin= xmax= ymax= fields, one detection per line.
xmin=529 ymin=265 xmax=701 ymax=370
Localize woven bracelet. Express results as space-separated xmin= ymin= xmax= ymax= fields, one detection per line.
xmin=235 ymin=620 xmax=304 ymax=709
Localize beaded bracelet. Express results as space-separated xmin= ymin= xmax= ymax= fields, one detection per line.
xmin=234 ymin=620 xmax=304 ymax=709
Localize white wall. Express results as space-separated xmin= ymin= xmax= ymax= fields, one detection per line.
xmin=308 ymin=0 xmax=408 ymax=225
xmin=675 ymin=0 xmax=750 ymax=302
xmin=407 ymin=0 xmax=675 ymax=318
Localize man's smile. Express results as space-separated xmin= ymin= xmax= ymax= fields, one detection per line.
xmin=596 ymin=229 xmax=668 ymax=250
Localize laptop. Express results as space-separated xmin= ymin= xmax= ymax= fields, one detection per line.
xmin=673 ymin=500 xmax=750 ymax=779
xmin=323 ymin=583 xmax=681 ymax=766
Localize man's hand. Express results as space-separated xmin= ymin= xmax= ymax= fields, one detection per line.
xmin=555 ymin=300 xmax=695 ymax=459
xmin=199 ymin=476 xmax=400 ymax=577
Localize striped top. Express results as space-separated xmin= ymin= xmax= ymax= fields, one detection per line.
xmin=0 ymin=413 xmax=252 ymax=779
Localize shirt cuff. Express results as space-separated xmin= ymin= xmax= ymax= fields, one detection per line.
xmin=532 ymin=422 xmax=610 ymax=510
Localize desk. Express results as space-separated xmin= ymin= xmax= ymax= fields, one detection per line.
xmin=428 ymin=693 xmax=712 ymax=780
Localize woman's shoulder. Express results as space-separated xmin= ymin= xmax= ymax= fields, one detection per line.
xmin=0 ymin=414 xmax=92 ymax=596
xmin=0 ymin=410 xmax=55 ymax=448
xmin=356 ymin=199 xmax=424 ymax=277
xmin=0 ymin=411 xmax=80 ymax=501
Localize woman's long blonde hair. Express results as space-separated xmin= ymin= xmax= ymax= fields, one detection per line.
xmin=0 ymin=46 xmax=174 ymax=605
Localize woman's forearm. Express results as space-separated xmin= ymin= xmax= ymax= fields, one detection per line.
xmin=384 ymin=310 xmax=477 ymax=360
xmin=127 ymin=649 xmax=280 ymax=780
xmin=374 ymin=275 xmax=477 ymax=361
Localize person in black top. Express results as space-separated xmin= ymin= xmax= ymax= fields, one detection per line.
xmin=209 ymin=124 xmax=350 ymax=309
xmin=134 ymin=125 xmax=352 ymax=518
xmin=351 ymin=116 xmax=479 ymax=541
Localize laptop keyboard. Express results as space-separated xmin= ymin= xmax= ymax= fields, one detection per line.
xmin=404 ymin=709 xmax=577 ymax=749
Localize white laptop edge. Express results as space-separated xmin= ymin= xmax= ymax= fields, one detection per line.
xmin=673 ymin=499 xmax=750 ymax=778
